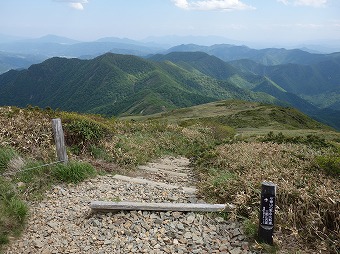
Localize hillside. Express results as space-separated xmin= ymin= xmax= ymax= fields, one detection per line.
xmin=148 ymin=51 xmax=340 ymax=129
xmin=0 ymin=106 xmax=339 ymax=253
xmin=1 ymin=51 xmax=339 ymax=129
xmin=122 ymin=100 xmax=333 ymax=133
xmin=0 ymin=53 xmax=279 ymax=116
xmin=229 ymin=57 xmax=340 ymax=95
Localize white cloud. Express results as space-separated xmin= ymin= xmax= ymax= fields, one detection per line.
xmin=172 ymin=0 xmax=255 ymax=11
xmin=277 ymin=0 xmax=327 ymax=7
xmin=54 ymin=0 xmax=88 ymax=10
xmin=277 ymin=0 xmax=290 ymax=4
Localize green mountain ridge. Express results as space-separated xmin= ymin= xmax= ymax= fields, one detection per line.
xmin=0 ymin=51 xmax=339 ymax=130
xmin=149 ymin=52 xmax=333 ymax=117
xmin=0 ymin=53 xmax=278 ymax=117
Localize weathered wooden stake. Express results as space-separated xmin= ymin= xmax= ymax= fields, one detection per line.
xmin=52 ymin=118 xmax=68 ymax=164
xmin=258 ymin=181 xmax=276 ymax=245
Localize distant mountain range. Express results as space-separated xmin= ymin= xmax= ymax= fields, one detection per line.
xmin=0 ymin=35 xmax=339 ymax=129
xmin=1 ymin=34 xmax=340 ymax=73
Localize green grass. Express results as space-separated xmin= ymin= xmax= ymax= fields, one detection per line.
xmin=53 ymin=161 xmax=97 ymax=183
xmin=0 ymin=177 xmax=28 ymax=247
xmin=0 ymin=147 xmax=18 ymax=174
xmin=122 ymin=99 xmax=332 ymax=132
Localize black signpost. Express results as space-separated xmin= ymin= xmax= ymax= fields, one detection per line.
xmin=258 ymin=182 xmax=276 ymax=245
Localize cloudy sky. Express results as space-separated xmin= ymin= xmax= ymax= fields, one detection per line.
xmin=0 ymin=0 xmax=339 ymax=45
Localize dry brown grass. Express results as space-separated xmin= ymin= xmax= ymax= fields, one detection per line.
xmin=0 ymin=107 xmax=55 ymax=160
xmin=194 ymin=141 xmax=339 ymax=253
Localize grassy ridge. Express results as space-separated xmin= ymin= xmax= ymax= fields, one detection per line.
xmin=123 ymin=100 xmax=332 ymax=131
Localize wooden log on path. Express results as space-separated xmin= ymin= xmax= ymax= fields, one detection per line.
xmin=90 ymin=201 xmax=229 ymax=213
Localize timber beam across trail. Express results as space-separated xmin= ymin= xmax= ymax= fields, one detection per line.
xmin=90 ymin=201 xmax=234 ymax=213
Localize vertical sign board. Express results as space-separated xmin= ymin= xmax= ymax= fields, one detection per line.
xmin=52 ymin=118 xmax=68 ymax=164
xmin=258 ymin=182 xmax=276 ymax=245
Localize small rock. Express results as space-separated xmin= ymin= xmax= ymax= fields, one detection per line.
xmin=229 ymin=247 xmax=242 ymax=254
xmin=42 ymin=249 xmax=52 ymax=254
xmin=47 ymin=221 xmax=58 ymax=230
xmin=186 ymin=215 xmax=195 ymax=224
xmin=172 ymin=212 xmax=182 ymax=218
xmin=34 ymin=240 xmax=44 ymax=248
xmin=17 ymin=182 xmax=26 ymax=188
xmin=184 ymin=232 xmax=192 ymax=239
xmin=177 ymin=223 xmax=185 ymax=230
xmin=83 ymin=246 xmax=91 ymax=251
xmin=215 ymin=216 xmax=224 ymax=223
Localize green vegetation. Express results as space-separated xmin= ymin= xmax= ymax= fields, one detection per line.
xmin=126 ymin=100 xmax=331 ymax=132
xmin=2 ymin=51 xmax=339 ymax=129
xmin=0 ymin=52 xmax=277 ymax=119
xmin=0 ymin=102 xmax=339 ymax=253
xmin=0 ymin=147 xmax=18 ymax=174
xmin=262 ymin=131 xmax=332 ymax=149
xmin=53 ymin=161 xmax=96 ymax=183
xmin=315 ymin=153 xmax=340 ymax=177
xmin=0 ymin=177 xmax=28 ymax=246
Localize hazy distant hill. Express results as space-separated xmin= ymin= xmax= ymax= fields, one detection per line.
xmin=0 ymin=52 xmax=47 ymax=74
xmin=166 ymin=44 xmax=334 ymax=65
xmin=0 ymin=34 xmax=164 ymax=60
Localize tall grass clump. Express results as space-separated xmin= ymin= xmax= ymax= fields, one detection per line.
xmin=0 ymin=147 xmax=18 ymax=174
xmin=193 ymin=142 xmax=339 ymax=253
xmin=52 ymin=161 xmax=97 ymax=183
xmin=0 ymin=177 xmax=28 ymax=247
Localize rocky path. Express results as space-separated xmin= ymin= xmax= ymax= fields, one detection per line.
xmin=5 ymin=157 xmax=254 ymax=254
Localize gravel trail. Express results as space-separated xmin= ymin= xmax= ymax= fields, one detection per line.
xmin=5 ymin=157 xmax=254 ymax=254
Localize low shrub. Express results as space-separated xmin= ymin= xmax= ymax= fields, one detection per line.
xmin=315 ymin=154 xmax=340 ymax=177
xmin=262 ymin=132 xmax=332 ymax=149
xmin=64 ymin=119 xmax=107 ymax=152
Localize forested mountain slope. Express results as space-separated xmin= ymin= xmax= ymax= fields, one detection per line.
xmin=0 ymin=53 xmax=277 ymax=116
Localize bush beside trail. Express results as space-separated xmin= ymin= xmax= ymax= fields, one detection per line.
xmin=193 ymin=141 xmax=339 ymax=253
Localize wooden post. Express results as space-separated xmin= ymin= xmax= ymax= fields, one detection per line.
xmin=258 ymin=181 xmax=276 ymax=245
xmin=52 ymin=118 xmax=68 ymax=164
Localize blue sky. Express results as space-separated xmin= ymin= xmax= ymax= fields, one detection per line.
xmin=1 ymin=0 xmax=339 ymax=45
